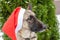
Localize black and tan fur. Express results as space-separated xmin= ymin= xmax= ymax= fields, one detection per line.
xmin=16 ymin=10 xmax=46 ymax=40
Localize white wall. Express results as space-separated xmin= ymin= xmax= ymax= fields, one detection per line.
xmin=54 ymin=1 xmax=60 ymax=14
xmin=54 ymin=0 xmax=60 ymax=1
xmin=56 ymin=15 xmax=60 ymax=32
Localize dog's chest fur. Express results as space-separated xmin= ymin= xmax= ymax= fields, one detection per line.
xmin=16 ymin=29 xmax=37 ymax=40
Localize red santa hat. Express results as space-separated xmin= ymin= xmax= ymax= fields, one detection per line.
xmin=2 ymin=7 xmax=26 ymax=40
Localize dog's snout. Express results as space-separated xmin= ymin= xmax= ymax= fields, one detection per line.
xmin=34 ymin=28 xmax=37 ymax=31
xmin=28 ymin=16 xmax=47 ymax=32
xmin=30 ymin=26 xmax=38 ymax=31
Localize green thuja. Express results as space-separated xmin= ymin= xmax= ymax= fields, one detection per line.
xmin=0 ymin=0 xmax=59 ymax=40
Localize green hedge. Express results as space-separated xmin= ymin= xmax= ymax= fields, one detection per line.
xmin=0 ymin=0 xmax=59 ymax=40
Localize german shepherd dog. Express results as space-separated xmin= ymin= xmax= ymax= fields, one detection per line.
xmin=16 ymin=10 xmax=46 ymax=40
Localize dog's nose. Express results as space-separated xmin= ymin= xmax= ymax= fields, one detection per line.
xmin=25 ymin=38 xmax=30 ymax=40
xmin=43 ymin=25 xmax=47 ymax=29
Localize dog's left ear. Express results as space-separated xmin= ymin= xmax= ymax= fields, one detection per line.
xmin=27 ymin=2 xmax=32 ymax=10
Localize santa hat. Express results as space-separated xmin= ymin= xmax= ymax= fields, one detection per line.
xmin=2 ymin=7 xmax=25 ymax=40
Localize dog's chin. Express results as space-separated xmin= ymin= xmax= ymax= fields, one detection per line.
xmin=33 ymin=29 xmax=46 ymax=33
xmin=39 ymin=29 xmax=46 ymax=33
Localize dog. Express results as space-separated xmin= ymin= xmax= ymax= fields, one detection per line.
xmin=16 ymin=10 xmax=46 ymax=40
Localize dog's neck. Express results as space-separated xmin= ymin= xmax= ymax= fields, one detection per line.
xmin=20 ymin=29 xmax=31 ymax=38
xmin=18 ymin=28 xmax=37 ymax=39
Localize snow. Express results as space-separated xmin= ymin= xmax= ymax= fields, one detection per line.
xmin=0 ymin=31 xmax=4 ymax=40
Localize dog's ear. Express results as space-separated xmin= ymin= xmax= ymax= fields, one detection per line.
xmin=27 ymin=2 xmax=32 ymax=10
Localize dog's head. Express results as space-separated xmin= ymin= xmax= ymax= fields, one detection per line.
xmin=23 ymin=10 xmax=46 ymax=33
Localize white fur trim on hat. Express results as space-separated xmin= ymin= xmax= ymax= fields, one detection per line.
xmin=15 ymin=8 xmax=25 ymax=35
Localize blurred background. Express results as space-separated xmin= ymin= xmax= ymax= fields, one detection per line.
xmin=0 ymin=0 xmax=60 ymax=40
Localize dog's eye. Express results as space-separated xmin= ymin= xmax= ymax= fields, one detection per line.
xmin=26 ymin=15 xmax=34 ymax=23
xmin=28 ymin=15 xmax=33 ymax=20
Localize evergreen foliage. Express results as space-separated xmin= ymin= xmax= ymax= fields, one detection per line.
xmin=0 ymin=0 xmax=59 ymax=40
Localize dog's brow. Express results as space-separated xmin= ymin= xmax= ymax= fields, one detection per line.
xmin=30 ymin=15 xmax=35 ymax=18
xmin=30 ymin=15 xmax=34 ymax=18
xmin=27 ymin=10 xmax=35 ymax=16
xmin=29 ymin=15 xmax=36 ymax=19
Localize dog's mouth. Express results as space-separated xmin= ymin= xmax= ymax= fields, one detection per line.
xmin=30 ymin=28 xmax=46 ymax=33
xmin=39 ymin=29 xmax=46 ymax=32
